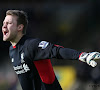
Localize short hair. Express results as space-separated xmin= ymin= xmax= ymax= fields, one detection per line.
xmin=6 ymin=10 xmax=28 ymax=34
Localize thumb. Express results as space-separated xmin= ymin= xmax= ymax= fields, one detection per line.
xmin=90 ymin=60 xmax=97 ymax=67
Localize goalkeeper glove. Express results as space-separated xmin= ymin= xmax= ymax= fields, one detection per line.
xmin=79 ymin=52 xmax=100 ymax=67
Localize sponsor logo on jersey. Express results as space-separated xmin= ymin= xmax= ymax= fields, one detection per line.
xmin=13 ymin=63 xmax=30 ymax=74
xmin=13 ymin=52 xmax=30 ymax=75
xmin=38 ymin=41 xmax=49 ymax=49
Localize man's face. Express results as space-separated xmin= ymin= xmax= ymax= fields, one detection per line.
xmin=2 ymin=15 xmax=18 ymax=41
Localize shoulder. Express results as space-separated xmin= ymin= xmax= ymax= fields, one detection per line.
xmin=24 ymin=36 xmax=50 ymax=50
xmin=24 ymin=37 xmax=41 ymax=47
xmin=22 ymin=36 xmax=41 ymax=51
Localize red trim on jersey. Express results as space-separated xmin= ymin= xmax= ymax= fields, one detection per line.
xmin=33 ymin=59 xmax=55 ymax=84
xmin=13 ymin=45 xmax=16 ymax=48
xmin=79 ymin=52 xmax=84 ymax=58
xmin=54 ymin=44 xmax=64 ymax=48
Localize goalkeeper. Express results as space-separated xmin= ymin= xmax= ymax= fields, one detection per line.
xmin=2 ymin=10 xmax=100 ymax=90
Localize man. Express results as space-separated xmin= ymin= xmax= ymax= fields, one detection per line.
xmin=2 ymin=10 xmax=100 ymax=90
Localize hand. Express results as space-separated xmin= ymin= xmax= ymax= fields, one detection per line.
xmin=79 ymin=52 xmax=100 ymax=67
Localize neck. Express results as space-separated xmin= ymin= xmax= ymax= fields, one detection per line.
xmin=10 ymin=34 xmax=24 ymax=46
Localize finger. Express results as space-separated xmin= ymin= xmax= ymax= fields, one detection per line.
xmin=90 ymin=60 xmax=97 ymax=67
xmin=94 ymin=53 xmax=100 ymax=60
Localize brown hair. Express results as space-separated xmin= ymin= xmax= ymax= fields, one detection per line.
xmin=6 ymin=10 xmax=28 ymax=34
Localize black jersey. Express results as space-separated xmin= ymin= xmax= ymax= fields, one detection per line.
xmin=9 ymin=35 xmax=81 ymax=90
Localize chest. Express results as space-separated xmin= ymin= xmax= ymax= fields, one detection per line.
xmin=10 ymin=46 xmax=30 ymax=75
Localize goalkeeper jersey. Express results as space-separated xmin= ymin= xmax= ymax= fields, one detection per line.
xmin=9 ymin=35 xmax=81 ymax=90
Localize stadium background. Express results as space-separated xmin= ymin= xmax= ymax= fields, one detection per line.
xmin=0 ymin=0 xmax=100 ymax=90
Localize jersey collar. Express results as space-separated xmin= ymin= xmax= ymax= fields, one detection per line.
xmin=12 ymin=35 xmax=27 ymax=49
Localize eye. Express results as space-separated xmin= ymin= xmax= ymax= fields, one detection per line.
xmin=8 ymin=22 xmax=12 ymax=24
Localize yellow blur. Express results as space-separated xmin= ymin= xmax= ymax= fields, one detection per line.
xmin=53 ymin=66 xmax=76 ymax=90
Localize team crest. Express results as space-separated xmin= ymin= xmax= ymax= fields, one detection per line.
xmin=21 ymin=52 xmax=25 ymax=63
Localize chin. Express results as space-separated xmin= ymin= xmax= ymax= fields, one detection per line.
xmin=3 ymin=37 xmax=6 ymax=41
xmin=3 ymin=37 xmax=10 ymax=41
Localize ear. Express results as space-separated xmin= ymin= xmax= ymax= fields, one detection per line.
xmin=17 ymin=24 xmax=24 ymax=32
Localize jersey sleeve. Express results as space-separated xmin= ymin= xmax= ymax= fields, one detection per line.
xmin=27 ymin=39 xmax=82 ymax=61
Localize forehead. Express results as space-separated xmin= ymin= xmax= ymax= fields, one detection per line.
xmin=4 ymin=15 xmax=18 ymax=22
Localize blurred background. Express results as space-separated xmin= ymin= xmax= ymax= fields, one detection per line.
xmin=0 ymin=0 xmax=100 ymax=90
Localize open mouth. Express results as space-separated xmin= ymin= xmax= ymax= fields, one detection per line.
xmin=4 ymin=31 xmax=9 ymax=36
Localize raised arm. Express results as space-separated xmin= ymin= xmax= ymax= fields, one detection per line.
xmin=27 ymin=39 xmax=100 ymax=67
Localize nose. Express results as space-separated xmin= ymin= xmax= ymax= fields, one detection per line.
xmin=2 ymin=23 xmax=7 ymax=28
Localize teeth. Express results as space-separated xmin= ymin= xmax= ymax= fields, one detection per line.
xmin=5 ymin=33 xmax=8 ymax=35
xmin=4 ymin=31 xmax=8 ymax=36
